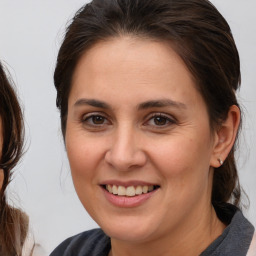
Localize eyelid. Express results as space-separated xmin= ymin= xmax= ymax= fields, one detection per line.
xmin=144 ymin=112 xmax=176 ymax=127
xmin=80 ymin=111 xmax=176 ymax=129
xmin=82 ymin=111 xmax=109 ymax=120
xmin=81 ymin=112 xmax=112 ymax=127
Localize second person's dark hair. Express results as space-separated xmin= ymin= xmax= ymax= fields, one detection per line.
xmin=0 ymin=62 xmax=26 ymax=256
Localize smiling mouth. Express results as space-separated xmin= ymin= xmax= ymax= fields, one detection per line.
xmin=103 ymin=184 xmax=160 ymax=197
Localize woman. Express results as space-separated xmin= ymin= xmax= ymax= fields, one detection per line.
xmin=0 ymin=62 xmax=34 ymax=256
xmin=50 ymin=0 xmax=255 ymax=255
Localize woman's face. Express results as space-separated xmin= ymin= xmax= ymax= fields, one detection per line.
xmin=65 ymin=37 xmax=219 ymax=243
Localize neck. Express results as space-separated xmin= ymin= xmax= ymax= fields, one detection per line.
xmin=109 ymin=205 xmax=225 ymax=256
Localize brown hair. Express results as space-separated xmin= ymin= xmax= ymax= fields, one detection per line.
xmin=54 ymin=0 xmax=242 ymax=211
xmin=0 ymin=62 xmax=27 ymax=255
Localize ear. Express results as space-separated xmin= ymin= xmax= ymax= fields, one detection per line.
xmin=210 ymin=105 xmax=240 ymax=168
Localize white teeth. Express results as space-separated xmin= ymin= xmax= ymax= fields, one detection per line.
xmin=148 ymin=185 xmax=154 ymax=192
xmin=135 ymin=186 xmax=143 ymax=195
xmin=142 ymin=185 xmax=149 ymax=194
xmin=106 ymin=184 xmax=157 ymax=196
xmin=112 ymin=185 xmax=118 ymax=195
xmin=117 ymin=186 xmax=126 ymax=196
xmin=107 ymin=185 xmax=112 ymax=193
xmin=126 ymin=186 xmax=136 ymax=197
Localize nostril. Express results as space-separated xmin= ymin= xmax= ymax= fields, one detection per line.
xmin=104 ymin=147 xmax=147 ymax=171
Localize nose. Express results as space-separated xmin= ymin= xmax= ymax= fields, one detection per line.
xmin=105 ymin=126 xmax=147 ymax=171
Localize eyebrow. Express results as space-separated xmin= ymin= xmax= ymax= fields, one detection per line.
xmin=74 ymin=98 xmax=186 ymax=110
xmin=74 ymin=99 xmax=111 ymax=109
xmin=138 ymin=99 xmax=187 ymax=110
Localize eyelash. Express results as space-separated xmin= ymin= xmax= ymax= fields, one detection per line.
xmin=144 ymin=113 xmax=176 ymax=128
xmin=81 ymin=113 xmax=111 ymax=128
xmin=80 ymin=112 xmax=176 ymax=130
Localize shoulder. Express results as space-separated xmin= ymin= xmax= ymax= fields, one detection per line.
xmin=247 ymin=232 xmax=256 ymax=256
xmin=22 ymin=223 xmax=47 ymax=256
xmin=50 ymin=228 xmax=111 ymax=256
xmin=202 ymin=204 xmax=255 ymax=256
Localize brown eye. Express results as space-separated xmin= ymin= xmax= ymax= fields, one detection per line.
xmin=91 ymin=115 xmax=105 ymax=124
xmin=144 ymin=113 xmax=176 ymax=128
xmin=153 ymin=116 xmax=168 ymax=126
xmin=82 ymin=114 xmax=109 ymax=127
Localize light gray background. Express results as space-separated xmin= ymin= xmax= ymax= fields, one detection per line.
xmin=0 ymin=0 xmax=255 ymax=254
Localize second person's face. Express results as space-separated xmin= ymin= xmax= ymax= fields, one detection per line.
xmin=65 ymin=37 xmax=217 ymax=244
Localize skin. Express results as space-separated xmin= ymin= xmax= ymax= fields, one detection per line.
xmin=65 ymin=37 xmax=240 ymax=256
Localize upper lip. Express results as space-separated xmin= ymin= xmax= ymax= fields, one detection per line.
xmin=100 ymin=180 xmax=159 ymax=187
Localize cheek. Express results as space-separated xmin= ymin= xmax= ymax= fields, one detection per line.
xmin=150 ymin=134 xmax=213 ymax=186
xmin=65 ymin=135 xmax=99 ymax=206
xmin=65 ymin=131 xmax=107 ymax=182
xmin=67 ymin=143 xmax=94 ymax=177
xmin=151 ymin=138 xmax=213 ymax=216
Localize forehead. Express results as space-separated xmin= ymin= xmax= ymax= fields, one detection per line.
xmin=73 ymin=37 xmax=191 ymax=78
xmin=70 ymin=36 xmax=204 ymax=109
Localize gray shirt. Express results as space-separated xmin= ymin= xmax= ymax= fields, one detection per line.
xmin=50 ymin=204 xmax=255 ymax=256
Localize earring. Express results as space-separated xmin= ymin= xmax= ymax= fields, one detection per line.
xmin=218 ymin=158 xmax=223 ymax=166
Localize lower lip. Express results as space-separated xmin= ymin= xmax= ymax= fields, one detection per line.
xmin=102 ymin=187 xmax=158 ymax=208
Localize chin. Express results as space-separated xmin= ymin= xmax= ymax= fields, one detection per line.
xmin=99 ymin=216 xmax=160 ymax=243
